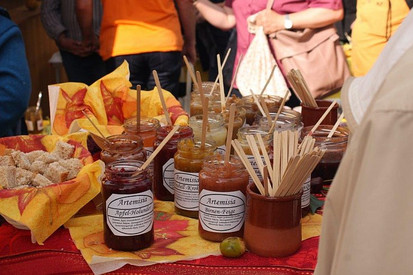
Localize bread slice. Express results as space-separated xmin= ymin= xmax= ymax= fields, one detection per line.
xmin=0 ymin=166 xmax=16 ymax=188
xmin=25 ymin=150 xmax=46 ymax=163
xmin=30 ymin=160 xmax=47 ymax=174
xmin=52 ymin=141 xmax=75 ymax=160
xmin=0 ymin=155 xmax=15 ymax=166
xmin=44 ymin=162 xmax=69 ymax=183
xmin=16 ymin=167 xmax=35 ymax=186
xmin=58 ymin=159 xmax=83 ymax=180
xmin=35 ymin=152 xmax=58 ymax=164
xmin=32 ymin=173 xmax=53 ymax=187
xmin=11 ymin=151 xmax=31 ymax=170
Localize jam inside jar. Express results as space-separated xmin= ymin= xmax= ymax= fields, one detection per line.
xmin=102 ymin=160 xmax=154 ymax=251
xmin=100 ymin=134 xmax=146 ymax=165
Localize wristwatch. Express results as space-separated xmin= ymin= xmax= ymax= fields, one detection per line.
xmin=284 ymin=14 xmax=293 ymax=30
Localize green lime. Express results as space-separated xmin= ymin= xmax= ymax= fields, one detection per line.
xmin=220 ymin=237 xmax=246 ymax=258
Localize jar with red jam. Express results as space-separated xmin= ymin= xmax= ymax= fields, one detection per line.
xmin=100 ymin=134 xmax=146 ymax=165
xmin=174 ymin=138 xmax=216 ymax=218
xmin=153 ymin=126 xmax=193 ymax=201
xmin=198 ymin=154 xmax=249 ymax=242
xmin=102 ymin=160 xmax=154 ymax=251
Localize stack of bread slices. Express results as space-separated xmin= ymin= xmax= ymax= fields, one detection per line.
xmin=0 ymin=141 xmax=83 ymax=189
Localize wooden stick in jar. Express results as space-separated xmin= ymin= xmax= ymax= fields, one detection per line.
xmin=209 ymin=48 xmax=232 ymax=96
xmin=136 ymin=125 xmax=180 ymax=173
xmin=308 ymin=100 xmax=337 ymax=136
xmin=81 ymin=110 xmax=108 ymax=142
xmin=196 ymin=70 xmax=205 ymax=105
xmin=249 ymin=89 xmax=266 ymax=117
xmin=217 ymin=54 xmax=226 ymax=111
xmin=201 ymin=97 xmax=209 ymax=149
xmin=260 ymin=96 xmax=273 ymax=126
xmin=153 ymin=70 xmax=172 ymax=126
xmin=259 ymin=65 xmax=277 ymax=96
xmin=224 ymin=103 xmax=236 ymax=164
xmin=268 ymin=89 xmax=289 ymax=133
xmin=256 ymin=133 xmax=274 ymax=194
xmin=327 ymin=112 xmax=345 ymax=139
xmin=226 ymin=54 xmax=243 ymax=102
xmin=183 ymin=55 xmax=198 ymax=90
xmin=263 ymin=165 xmax=269 ymax=197
xmin=136 ymin=85 xmax=141 ymax=133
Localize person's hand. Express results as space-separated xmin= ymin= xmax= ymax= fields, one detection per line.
xmin=57 ymin=34 xmax=91 ymax=57
xmin=255 ymin=9 xmax=284 ymax=34
xmin=182 ymin=40 xmax=197 ymax=64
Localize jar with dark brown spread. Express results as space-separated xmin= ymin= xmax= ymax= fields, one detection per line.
xmin=102 ymin=160 xmax=154 ymax=251
xmin=153 ymin=126 xmax=193 ymax=201
xmin=174 ymin=138 xmax=216 ymax=218
xmin=100 ymin=134 xmax=146 ymax=165
xmin=198 ymin=154 xmax=249 ymax=242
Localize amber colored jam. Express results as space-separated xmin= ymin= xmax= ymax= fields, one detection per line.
xmin=153 ymin=126 xmax=193 ymax=201
xmin=198 ymin=155 xmax=249 ymax=242
xmin=240 ymin=95 xmax=282 ymax=125
xmin=123 ymin=117 xmax=160 ymax=149
xmin=102 ymin=160 xmax=154 ymax=251
xmin=174 ymin=139 xmax=216 ymax=219
xmin=100 ymin=134 xmax=146 ymax=165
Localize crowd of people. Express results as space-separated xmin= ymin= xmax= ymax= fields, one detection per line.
xmin=1 ymin=1 xmax=413 ymax=273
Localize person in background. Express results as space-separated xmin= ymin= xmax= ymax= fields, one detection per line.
xmin=76 ymin=0 xmax=196 ymax=99
xmin=0 ymin=7 xmax=31 ymax=137
xmin=41 ymin=0 xmax=105 ymax=85
xmin=193 ymin=0 xmax=343 ymax=106
xmin=334 ymin=0 xmax=356 ymax=43
xmin=350 ymin=0 xmax=411 ymax=76
xmin=315 ymin=9 xmax=413 ymax=274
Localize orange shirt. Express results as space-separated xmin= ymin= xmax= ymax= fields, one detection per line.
xmin=99 ymin=0 xmax=184 ymax=60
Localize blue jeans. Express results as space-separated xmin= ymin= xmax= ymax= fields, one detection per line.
xmin=105 ymin=51 xmax=182 ymax=98
xmin=60 ymin=50 xmax=106 ymax=85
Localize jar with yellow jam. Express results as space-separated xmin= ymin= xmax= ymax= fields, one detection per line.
xmin=153 ymin=126 xmax=193 ymax=201
xmin=174 ymin=138 xmax=216 ymax=218
xmin=237 ymin=125 xmax=272 ymax=183
xmin=189 ymin=113 xmax=227 ymax=155
xmin=100 ymin=134 xmax=146 ymax=165
xmin=198 ymin=154 xmax=249 ymax=242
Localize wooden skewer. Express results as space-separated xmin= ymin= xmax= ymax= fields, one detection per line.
xmin=327 ymin=112 xmax=344 ymax=139
xmin=81 ymin=110 xmax=108 ymax=142
xmin=259 ymin=65 xmax=277 ymax=96
xmin=260 ymin=96 xmax=272 ymax=126
xmin=295 ymin=70 xmax=317 ymax=107
xmin=134 ymin=125 xmax=180 ymax=174
xmin=136 ymin=85 xmax=141 ymax=133
xmin=183 ymin=55 xmax=198 ymax=90
xmin=217 ymin=54 xmax=226 ymax=111
xmin=263 ymin=165 xmax=269 ymax=197
xmin=249 ymin=89 xmax=266 ymax=117
xmin=209 ymin=48 xmax=232 ymax=96
xmin=201 ymin=98 xmax=209 ymax=149
xmin=308 ymin=100 xmax=337 ymax=136
xmin=224 ymin=103 xmax=236 ymax=164
xmin=246 ymin=135 xmax=265 ymax=180
xmin=153 ymin=70 xmax=172 ymax=126
xmin=226 ymin=54 xmax=243 ymax=102
xmin=268 ymin=89 xmax=288 ymax=133
xmin=232 ymin=139 xmax=266 ymax=195
xmin=196 ymin=71 xmax=205 ymax=105
xmin=256 ymin=133 xmax=274 ymax=195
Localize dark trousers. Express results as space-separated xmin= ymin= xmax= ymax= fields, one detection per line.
xmin=60 ymin=50 xmax=106 ymax=85
xmin=105 ymin=52 xmax=182 ymax=98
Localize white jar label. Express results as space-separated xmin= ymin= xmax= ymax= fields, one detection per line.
xmin=37 ymin=119 xmax=43 ymax=130
xmin=106 ymin=190 xmax=154 ymax=236
xmin=199 ymin=190 xmax=246 ymax=233
xmin=162 ymin=158 xmax=175 ymax=194
xmin=25 ymin=120 xmax=34 ymax=131
xmin=216 ymin=145 xmax=226 ymax=156
xmin=174 ymin=169 xmax=199 ymax=211
xmin=301 ymin=176 xmax=311 ymax=208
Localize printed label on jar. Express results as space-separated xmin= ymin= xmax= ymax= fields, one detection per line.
xmin=199 ymin=190 xmax=246 ymax=233
xmin=37 ymin=119 xmax=43 ymax=131
xmin=215 ymin=145 xmax=226 ymax=156
xmin=106 ymin=190 xmax=154 ymax=236
xmin=144 ymin=146 xmax=154 ymax=170
xmin=301 ymin=176 xmax=311 ymax=208
xmin=25 ymin=120 xmax=34 ymax=131
xmin=163 ymin=158 xmax=175 ymax=194
xmin=174 ymin=169 xmax=199 ymax=211
xmin=247 ymin=155 xmax=264 ymax=183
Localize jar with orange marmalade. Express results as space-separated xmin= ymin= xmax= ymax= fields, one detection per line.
xmin=100 ymin=134 xmax=146 ymax=165
xmin=102 ymin=160 xmax=154 ymax=251
xmin=198 ymin=154 xmax=249 ymax=242
xmin=174 ymin=138 xmax=216 ymax=218
xmin=153 ymin=126 xmax=193 ymax=201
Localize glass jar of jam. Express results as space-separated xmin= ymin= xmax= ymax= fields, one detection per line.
xmin=123 ymin=117 xmax=161 ymax=181
xmin=189 ymin=113 xmax=227 ymax=155
xmin=301 ymin=125 xmax=349 ymax=188
xmin=102 ymin=160 xmax=154 ymax=251
xmin=257 ymin=109 xmax=303 ymax=134
xmin=174 ymin=138 xmax=216 ymax=218
xmin=153 ymin=125 xmax=193 ymax=201
xmin=190 ymin=82 xmax=222 ymax=116
xmin=240 ymin=95 xmax=282 ymax=125
xmin=198 ymin=154 xmax=249 ymax=242
xmin=100 ymin=134 xmax=146 ymax=165
xmin=25 ymin=106 xmax=43 ymax=134
xmin=237 ymin=125 xmax=272 ymax=183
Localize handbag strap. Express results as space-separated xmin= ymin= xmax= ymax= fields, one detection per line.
xmin=266 ymin=0 xmax=274 ymax=10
